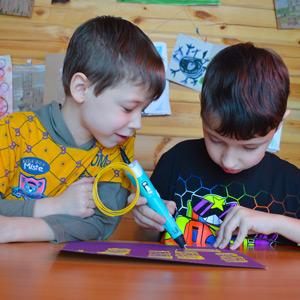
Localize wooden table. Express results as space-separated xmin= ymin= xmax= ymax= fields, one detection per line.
xmin=0 ymin=242 xmax=299 ymax=300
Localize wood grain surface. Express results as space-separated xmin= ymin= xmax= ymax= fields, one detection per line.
xmin=0 ymin=242 xmax=299 ymax=300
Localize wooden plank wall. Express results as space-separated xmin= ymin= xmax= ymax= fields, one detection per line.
xmin=0 ymin=0 xmax=299 ymax=240
xmin=0 ymin=0 xmax=299 ymax=169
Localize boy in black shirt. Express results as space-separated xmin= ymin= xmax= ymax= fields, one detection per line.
xmin=132 ymin=43 xmax=300 ymax=249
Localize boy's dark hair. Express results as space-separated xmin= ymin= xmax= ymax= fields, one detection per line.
xmin=201 ymin=42 xmax=290 ymax=140
xmin=62 ymin=16 xmax=165 ymax=100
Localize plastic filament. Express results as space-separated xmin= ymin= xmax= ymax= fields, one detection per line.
xmin=92 ymin=162 xmax=140 ymax=217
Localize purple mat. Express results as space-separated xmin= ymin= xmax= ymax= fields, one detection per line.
xmin=61 ymin=241 xmax=265 ymax=269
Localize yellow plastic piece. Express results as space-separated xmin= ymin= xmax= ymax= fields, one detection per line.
xmin=92 ymin=162 xmax=140 ymax=216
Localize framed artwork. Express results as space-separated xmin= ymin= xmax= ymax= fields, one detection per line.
xmin=274 ymin=0 xmax=300 ymax=29
xmin=0 ymin=0 xmax=34 ymax=17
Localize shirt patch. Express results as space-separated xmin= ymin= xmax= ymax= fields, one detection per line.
xmin=12 ymin=173 xmax=46 ymax=200
xmin=20 ymin=157 xmax=50 ymax=175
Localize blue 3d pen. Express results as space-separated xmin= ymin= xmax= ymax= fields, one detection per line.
xmin=120 ymin=147 xmax=186 ymax=248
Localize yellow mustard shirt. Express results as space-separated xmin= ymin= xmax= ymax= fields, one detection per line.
xmin=0 ymin=111 xmax=134 ymax=201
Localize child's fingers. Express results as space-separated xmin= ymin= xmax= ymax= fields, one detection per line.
xmin=213 ymin=232 xmax=222 ymax=248
xmin=222 ymin=205 xmax=239 ymax=226
xmin=135 ymin=196 xmax=148 ymax=206
xmin=127 ymin=194 xmax=147 ymax=206
xmin=132 ymin=211 xmax=163 ymax=231
xmin=127 ymin=193 xmax=135 ymax=204
xmin=88 ymin=200 xmax=96 ymax=209
xmin=164 ymin=200 xmax=176 ymax=215
xmin=217 ymin=214 xmax=241 ymax=249
xmin=133 ymin=212 xmax=163 ymax=231
xmin=214 ymin=229 xmax=225 ymax=248
xmin=214 ymin=206 xmax=238 ymax=247
xmin=82 ymin=208 xmax=95 ymax=218
xmin=138 ymin=204 xmax=166 ymax=225
xmin=132 ymin=206 xmax=165 ymax=231
xmin=230 ymin=224 xmax=248 ymax=250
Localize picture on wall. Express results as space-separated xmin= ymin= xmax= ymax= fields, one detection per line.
xmin=167 ymin=34 xmax=226 ymax=92
xmin=0 ymin=0 xmax=34 ymax=17
xmin=274 ymin=0 xmax=300 ymax=29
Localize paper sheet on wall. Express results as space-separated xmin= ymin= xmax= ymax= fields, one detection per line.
xmin=267 ymin=124 xmax=283 ymax=153
xmin=0 ymin=55 xmax=13 ymax=119
xmin=43 ymin=53 xmax=64 ymax=106
xmin=143 ymin=42 xmax=171 ymax=116
xmin=12 ymin=63 xmax=45 ymax=112
xmin=167 ymin=34 xmax=226 ymax=92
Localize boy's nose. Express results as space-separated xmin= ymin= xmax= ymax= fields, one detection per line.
xmin=220 ymin=148 xmax=238 ymax=170
xmin=129 ymin=112 xmax=142 ymax=130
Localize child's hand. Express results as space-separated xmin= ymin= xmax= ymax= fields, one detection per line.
xmin=128 ymin=193 xmax=176 ymax=232
xmin=34 ymin=177 xmax=96 ymax=218
xmin=214 ymin=206 xmax=277 ymax=250
xmin=55 ymin=177 xmax=96 ymax=218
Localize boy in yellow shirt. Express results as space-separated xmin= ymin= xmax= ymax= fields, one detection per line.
xmin=0 ymin=16 xmax=165 ymax=243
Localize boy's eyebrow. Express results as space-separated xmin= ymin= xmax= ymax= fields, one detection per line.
xmin=242 ymin=139 xmax=268 ymax=146
xmin=232 ymin=137 xmax=268 ymax=146
xmin=203 ymin=126 xmax=221 ymax=138
xmin=242 ymin=142 xmax=262 ymax=146
xmin=123 ymin=96 xmax=148 ymax=104
xmin=205 ymin=126 xmax=267 ymax=145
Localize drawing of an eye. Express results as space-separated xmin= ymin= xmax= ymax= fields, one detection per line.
xmin=179 ymin=57 xmax=205 ymax=78
xmin=170 ymin=42 xmax=209 ymax=87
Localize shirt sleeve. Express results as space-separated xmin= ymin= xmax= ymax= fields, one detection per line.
xmin=42 ymin=182 xmax=129 ymax=243
xmin=0 ymin=198 xmax=35 ymax=217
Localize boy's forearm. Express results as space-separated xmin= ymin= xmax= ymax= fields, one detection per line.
xmin=0 ymin=216 xmax=55 ymax=243
xmin=0 ymin=199 xmax=35 ymax=217
xmin=273 ymin=215 xmax=300 ymax=244
xmin=33 ymin=197 xmax=60 ymax=217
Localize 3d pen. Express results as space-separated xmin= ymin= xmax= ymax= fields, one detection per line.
xmin=120 ymin=147 xmax=186 ymax=248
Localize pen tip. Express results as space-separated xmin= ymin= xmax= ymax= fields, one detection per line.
xmin=174 ymin=235 xmax=186 ymax=249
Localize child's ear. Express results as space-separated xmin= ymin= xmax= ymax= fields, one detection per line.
xmin=69 ymin=72 xmax=89 ymax=104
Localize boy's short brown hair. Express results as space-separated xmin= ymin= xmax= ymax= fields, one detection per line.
xmin=62 ymin=16 xmax=165 ymax=100
xmin=201 ymin=42 xmax=290 ymax=139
